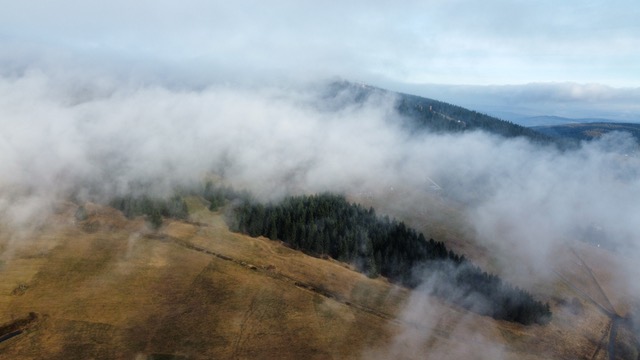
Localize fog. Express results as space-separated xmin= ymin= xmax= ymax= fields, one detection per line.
xmin=2 ymin=67 xmax=640 ymax=357
xmin=365 ymin=276 xmax=507 ymax=360
xmin=3 ymin=0 xmax=640 ymax=356
xmin=3 ymin=66 xmax=639 ymax=286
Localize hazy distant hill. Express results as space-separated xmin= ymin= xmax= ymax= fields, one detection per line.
xmin=517 ymin=116 xmax=617 ymax=127
xmin=479 ymin=112 xmax=629 ymax=127
xmin=326 ymin=81 xmax=554 ymax=144
xmin=513 ymin=115 xmax=623 ymax=127
xmin=532 ymin=122 xmax=640 ymax=142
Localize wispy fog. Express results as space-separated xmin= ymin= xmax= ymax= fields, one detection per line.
xmin=2 ymin=66 xmax=640 ymax=264
xmin=3 ymin=1 xmax=640 ymax=357
xmin=2 ymin=67 xmax=640 ymax=357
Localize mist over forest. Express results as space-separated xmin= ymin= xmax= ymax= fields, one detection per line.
xmin=2 ymin=67 xmax=639 ymax=293
xmin=2 ymin=2 xmax=640 ymax=357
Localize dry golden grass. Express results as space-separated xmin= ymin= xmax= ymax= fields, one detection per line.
xmin=0 ymin=201 xmax=635 ymax=359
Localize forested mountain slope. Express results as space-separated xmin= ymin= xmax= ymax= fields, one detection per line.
xmin=326 ymin=81 xmax=554 ymax=143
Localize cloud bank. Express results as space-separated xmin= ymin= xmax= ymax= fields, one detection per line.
xmin=1 ymin=67 xmax=640 ymax=356
xmin=2 ymin=67 xmax=639 ymax=276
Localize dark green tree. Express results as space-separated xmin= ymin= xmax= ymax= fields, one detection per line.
xmin=232 ymin=193 xmax=551 ymax=325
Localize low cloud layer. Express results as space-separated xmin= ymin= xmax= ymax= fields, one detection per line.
xmin=2 ymin=67 xmax=640 ymax=266
xmin=2 ymin=68 xmax=640 ymax=356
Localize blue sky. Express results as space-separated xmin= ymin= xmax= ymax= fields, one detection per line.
xmin=1 ymin=0 xmax=639 ymax=118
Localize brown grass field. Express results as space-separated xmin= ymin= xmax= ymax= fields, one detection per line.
xmin=0 ymin=198 xmax=636 ymax=359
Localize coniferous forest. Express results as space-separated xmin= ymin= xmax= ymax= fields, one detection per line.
xmin=326 ymin=81 xmax=555 ymax=144
xmin=107 ymin=188 xmax=551 ymax=325
xmin=233 ymin=193 xmax=551 ymax=325
xmin=110 ymin=195 xmax=189 ymax=228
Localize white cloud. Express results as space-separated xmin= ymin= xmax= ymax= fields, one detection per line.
xmin=2 ymin=62 xmax=640 ymax=357
xmin=2 ymin=69 xmax=639 ymax=283
xmin=1 ymin=0 xmax=639 ymax=86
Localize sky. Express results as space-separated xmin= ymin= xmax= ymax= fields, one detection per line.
xmin=2 ymin=1 xmax=639 ymax=120
xmin=1 ymin=1 xmax=639 ymax=86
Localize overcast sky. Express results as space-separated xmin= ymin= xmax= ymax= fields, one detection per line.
xmin=1 ymin=1 xmax=639 ymax=118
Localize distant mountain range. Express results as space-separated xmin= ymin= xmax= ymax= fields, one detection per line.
xmin=532 ymin=122 xmax=640 ymax=142
xmin=510 ymin=115 xmax=620 ymax=127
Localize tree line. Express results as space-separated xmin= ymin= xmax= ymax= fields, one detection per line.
xmin=233 ymin=193 xmax=551 ymax=325
xmin=107 ymin=186 xmax=551 ymax=325
xmin=325 ymin=80 xmax=554 ymax=144
xmin=109 ymin=194 xmax=189 ymax=229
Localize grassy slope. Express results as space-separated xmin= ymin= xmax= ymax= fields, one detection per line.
xmin=0 ymin=199 xmax=634 ymax=359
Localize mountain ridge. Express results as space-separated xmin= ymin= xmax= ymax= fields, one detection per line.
xmin=326 ymin=81 xmax=555 ymax=144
